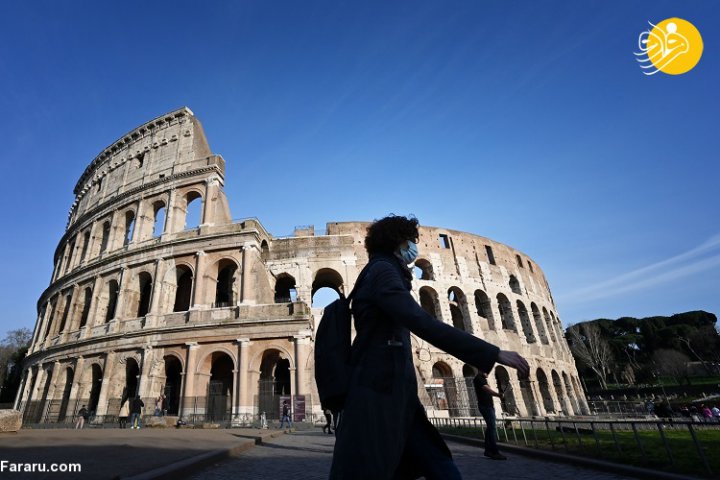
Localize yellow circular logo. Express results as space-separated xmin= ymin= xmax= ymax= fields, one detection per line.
xmin=636 ymin=18 xmax=703 ymax=75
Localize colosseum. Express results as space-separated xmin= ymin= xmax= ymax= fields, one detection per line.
xmin=16 ymin=107 xmax=588 ymax=426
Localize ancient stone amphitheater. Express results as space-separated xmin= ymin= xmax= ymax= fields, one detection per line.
xmin=17 ymin=107 xmax=588 ymax=426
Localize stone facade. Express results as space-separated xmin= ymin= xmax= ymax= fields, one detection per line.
xmin=17 ymin=107 xmax=588 ymax=425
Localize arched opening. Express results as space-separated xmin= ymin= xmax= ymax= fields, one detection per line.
xmin=531 ymin=303 xmax=548 ymax=344
xmin=163 ymin=356 xmax=182 ymax=416
xmin=494 ymin=367 xmax=517 ymax=415
xmin=214 ymin=259 xmax=238 ymax=308
xmin=100 ymin=221 xmax=111 ymax=254
xmin=123 ymin=358 xmax=140 ymax=403
xmin=542 ymin=308 xmax=557 ymax=343
xmin=537 ymin=368 xmax=555 ymax=414
xmin=153 ymin=201 xmax=166 ymax=238
xmin=572 ymin=377 xmax=587 ymax=414
xmin=474 ymin=289 xmax=496 ymax=330
xmin=173 ymin=265 xmax=193 ymax=312
xmin=88 ymin=364 xmax=103 ymax=414
xmin=258 ymin=350 xmax=291 ymax=419
xmin=136 ymin=272 xmax=153 ymax=318
xmin=274 ymin=274 xmax=297 ymax=303
xmin=260 ymin=240 xmax=269 ymax=262
xmin=311 ymin=269 xmax=343 ymax=308
xmin=79 ymin=287 xmax=92 ymax=328
xmin=58 ymin=292 xmax=73 ymax=334
xmin=552 ymin=370 xmax=570 ymax=415
xmin=519 ymin=375 xmax=539 ymax=417
xmin=413 ymin=258 xmax=434 ymax=280
xmin=80 ymin=230 xmax=91 ymax=263
xmin=496 ymin=294 xmax=515 ymax=331
xmin=509 ymin=275 xmax=522 ymax=295
xmin=124 ymin=211 xmax=135 ymax=246
xmin=517 ymin=301 xmax=535 ymax=343
xmin=184 ymin=192 xmax=202 ymax=230
xmin=463 ymin=364 xmax=479 ymax=416
xmin=64 ymin=238 xmax=75 ymax=273
xmin=563 ymin=371 xmax=580 ymax=415
xmin=448 ymin=287 xmax=471 ymax=333
xmin=57 ymin=368 xmax=74 ymax=423
xmin=429 ymin=362 xmax=462 ymax=417
xmin=36 ymin=368 xmax=54 ymax=422
xmin=43 ymin=298 xmax=58 ymax=340
xmin=419 ymin=287 xmax=442 ymax=321
xmin=105 ymin=280 xmax=119 ymax=322
xmin=208 ymin=352 xmax=234 ymax=422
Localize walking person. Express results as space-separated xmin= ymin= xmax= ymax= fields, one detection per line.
xmin=322 ymin=407 xmax=334 ymax=434
xmin=472 ymin=371 xmax=506 ymax=460
xmin=279 ymin=400 xmax=293 ymax=430
xmin=130 ymin=396 xmax=145 ymax=429
xmin=75 ymin=405 xmax=89 ymax=429
xmin=329 ymin=215 xmax=529 ymax=479
xmin=118 ymin=399 xmax=129 ymax=429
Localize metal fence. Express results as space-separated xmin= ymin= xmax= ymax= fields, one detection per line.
xmin=431 ymin=416 xmax=718 ymax=476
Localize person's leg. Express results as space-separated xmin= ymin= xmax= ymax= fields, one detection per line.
xmin=395 ymin=415 xmax=462 ymax=480
xmin=479 ymin=407 xmax=499 ymax=455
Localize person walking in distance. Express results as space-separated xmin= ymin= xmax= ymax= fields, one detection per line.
xmin=472 ymin=371 xmax=506 ymax=460
xmin=130 ymin=396 xmax=145 ymax=429
xmin=75 ymin=405 xmax=89 ymax=429
xmin=329 ymin=215 xmax=529 ymax=479
xmin=279 ymin=400 xmax=293 ymax=430
xmin=322 ymin=406 xmax=334 ymax=434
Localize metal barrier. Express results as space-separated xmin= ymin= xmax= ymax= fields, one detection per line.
xmin=431 ymin=416 xmax=717 ymax=476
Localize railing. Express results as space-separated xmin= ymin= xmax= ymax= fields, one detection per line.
xmin=431 ymin=416 xmax=718 ymax=477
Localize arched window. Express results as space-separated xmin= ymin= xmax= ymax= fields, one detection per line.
xmin=173 ymin=265 xmax=193 ymax=312
xmin=136 ymin=272 xmax=153 ymax=317
xmin=274 ymin=274 xmax=297 ymax=303
xmin=184 ymin=192 xmax=202 ymax=230
xmin=105 ymin=280 xmax=119 ymax=322
xmin=419 ymin=286 xmax=442 ymax=320
xmin=516 ymin=301 xmax=535 ymax=343
xmin=531 ymin=303 xmax=548 ymax=344
xmin=509 ymin=275 xmax=522 ymax=295
xmin=79 ymin=287 xmax=92 ymax=328
xmin=58 ymin=292 xmax=73 ymax=333
xmin=80 ymin=230 xmax=91 ymax=263
xmin=542 ymin=307 xmax=557 ymax=343
xmin=537 ymin=368 xmax=555 ymax=414
xmin=124 ymin=211 xmax=135 ymax=246
xmin=413 ymin=259 xmax=434 ymax=280
xmin=215 ymin=260 xmax=238 ymax=307
xmin=311 ymin=268 xmax=343 ymax=308
xmin=100 ymin=221 xmax=111 ymax=254
xmin=448 ymin=287 xmax=471 ymax=333
xmin=260 ymin=241 xmax=269 ymax=262
xmin=474 ymin=289 xmax=495 ymax=330
xmin=496 ymin=294 xmax=515 ymax=331
xmin=153 ymin=202 xmax=166 ymax=238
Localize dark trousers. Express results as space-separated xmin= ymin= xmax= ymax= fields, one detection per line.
xmin=479 ymin=406 xmax=499 ymax=454
xmin=323 ymin=413 xmax=333 ymax=433
xmin=394 ymin=412 xmax=462 ymax=480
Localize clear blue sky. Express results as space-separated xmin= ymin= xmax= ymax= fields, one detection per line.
xmin=1 ymin=0 xmax=718 ymax=340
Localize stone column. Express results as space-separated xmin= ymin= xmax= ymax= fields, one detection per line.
xmin=40 ymin=361 xmax=62 ymax=422
xmin=181 ymin=342 xmax=199 ymax=417
xmin=146 ymin=259 xmax=166 ymax=327
xmin=294 ymin=334 xmax=311 ymax=396
xmin=192 ymin=251 xmax=208 ymax=309
xmin=201 ymin=176 xmax=220 ymax=227
xmin=82 ymin=276 xmax=104 ymax=338
xmin=110 ymin=267 xmax=128 ymax=332
xmin=164 ymin=189 xmax=177 ymax=235
xmin=137 ymin=346 xmax=155 ymax=401
xmin=14 ymin=368 xmax=33 ymax=410
xmin=95 ymin=351 xmax=116 ymax=416
xmin=235 ymin=338 xmax=250 ymax=417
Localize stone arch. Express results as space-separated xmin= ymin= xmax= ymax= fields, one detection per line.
xmin=419 ymin=286 xmax=442 ymax=321
xmin=536 ymin=368 xmax=555 ymax=414
xmin=274 ymin=273 xmax=297 ymax=303
xmin=87 ymin=363 xmax=103 ymax=413
xmin=448 ymin=287 xmax=472 ymax=333
xmin=519 ymin=375 xmax=539 ymax=417
xmin=57 ymin=367 xmax=74 ymax=423
xmin=173 ymin=265 xmax=194 ymax=312
xmin=474 ymin=289 xmax=496 ymax=330
xmin=152 ymin=199 xmax=167 ymax=238
xmin=257 ymin=348 xmax=294 ymax=419
xmin=121 ymin=357 xmax=141 ymax=408
xmin=531 ymin=303 xmax=548 ymax=344
xmin=163 ymin=355 xmax=183 ymax=415
xmin=99 ymin=219 xmax=111 ymax=254
xmin=312 ymin=268 xmax=344 ymax=307
xmin=260 ymin=240 xmax=270 ymax=262
xmin=509 ymin=275 xmax=521 ymax=295
xmin=542 ymin=307 xmax=556 ymax=343
xmin=212 ymin=258 xmax=239 ymax=308
xmin=494 ymin=367 xmax=517 ymax=415
xmin=78 ymin=286 xmax=93 ymax=329
xmin=183 ymin=190 xmax=203 ymax=230
xmin=430 ymin=361 xmax=460 ymax=417
xmin=516 ymin=300 xmax=536 ymax=343
xmin=125 ymin=271 xmax=153 ymax=319
xmin=551 ymin=370 xmax=570 ymax=415
xmin=102 ymin=279 xmax=119 ymax=323
xmin=123 ymin=209 xmax=136 ymax=246
xmin=561 ymin=372 xmax=579 ymax=415
xmin=571 ymin=376 xmax=587 ymax=414
xmin=496 ymin=293 xmax=515 ymax=331
xmin=413 ymin=258 xmax=434 ymax=280
xmin=196 ymin=351 xmax=235 ymax=422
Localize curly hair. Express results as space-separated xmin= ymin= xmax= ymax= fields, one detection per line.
xmin=364 ymin=215 xmax=419 ymax=255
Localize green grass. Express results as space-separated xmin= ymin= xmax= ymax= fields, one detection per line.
xmin=439 ymin=423 xmax=720 ymax=478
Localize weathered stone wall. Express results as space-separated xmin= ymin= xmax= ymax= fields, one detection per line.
xmin=17 ymin=108 xmax=588 ymax=426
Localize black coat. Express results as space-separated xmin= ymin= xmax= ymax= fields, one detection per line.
xmin=329 ymin=254 xmax=499 ymax=479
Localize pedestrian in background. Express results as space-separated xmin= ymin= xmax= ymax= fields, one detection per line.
xmin=472 ymin=371 xmax=506 ymax=460
xmin=279 ymin=400 xmax=293 ymax=430
xmin=75 ymin=405 xmax=89 ymax=429
xmin=130 ymin=396 xmax=145 ymax=429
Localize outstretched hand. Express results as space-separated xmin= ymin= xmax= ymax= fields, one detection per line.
xmin=497 ymin=350 xmax=530 ymax=379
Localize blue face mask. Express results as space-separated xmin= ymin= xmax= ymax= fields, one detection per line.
xmin=399 ymin=240 xmax=418 ymax=264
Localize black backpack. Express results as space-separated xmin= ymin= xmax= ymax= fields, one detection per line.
xmin=314 ymin=259 xmax=384 ymax=411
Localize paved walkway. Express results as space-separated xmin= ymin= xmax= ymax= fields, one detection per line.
xmin=189 ymin=430 xmax=636 ymax=480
